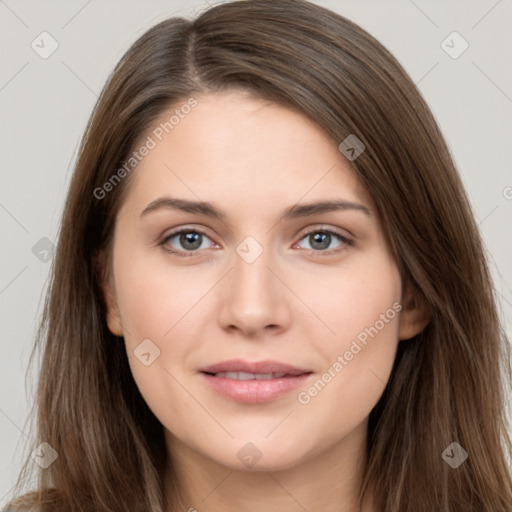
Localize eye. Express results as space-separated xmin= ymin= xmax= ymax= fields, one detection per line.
xmin=158 ymin=226 xmax=353 ymax=258
xmin=159 ymin=228 xmax=214 ymax=257
xmin=294 ymin=228 xmax=352 ymax=255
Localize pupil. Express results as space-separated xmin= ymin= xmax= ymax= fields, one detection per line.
xmin=311 ymin=232 xmax=330 ymax=250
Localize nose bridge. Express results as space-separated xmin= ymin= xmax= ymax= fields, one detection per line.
xmin=218 ymin=234 xmax=289 ymax=334
xmin=231 ymin=236 xmax=277 ymax=304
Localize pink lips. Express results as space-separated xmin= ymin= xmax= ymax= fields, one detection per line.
xmin=199 ymin=359 xmax=313 ymax=404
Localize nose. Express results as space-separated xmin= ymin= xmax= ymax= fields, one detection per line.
xmin=217 ymin=245 xmax=291 ymax=338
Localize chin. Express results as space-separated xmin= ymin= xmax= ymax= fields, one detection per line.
xmin=205 ymin=439 xmax=310 ymax=473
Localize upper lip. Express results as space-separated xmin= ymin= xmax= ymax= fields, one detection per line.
xmin=199 ymin=359 xmax=312 ymax=376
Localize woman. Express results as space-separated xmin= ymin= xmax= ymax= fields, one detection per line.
xmin=5 ymin=0 xmax=512 ymax=511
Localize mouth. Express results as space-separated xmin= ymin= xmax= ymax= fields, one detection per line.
xmin=202 ymin=371 xmax=304 ymax=380
xmin=199 ymin=359 xmax=313 ymax=404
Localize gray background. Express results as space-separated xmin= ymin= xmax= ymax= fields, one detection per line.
xmin=1 ymin=0 xmax=511 ymax=501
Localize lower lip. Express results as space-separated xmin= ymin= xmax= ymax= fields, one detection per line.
xmin=200 ymin=372 xmax=312 ymax=404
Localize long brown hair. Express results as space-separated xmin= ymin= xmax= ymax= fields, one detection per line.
xmin=6 ymin=1 xmax=512 ymax=510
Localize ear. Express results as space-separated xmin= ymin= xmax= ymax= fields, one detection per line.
xmin=398 ymin=282 xmax=431 ymax=341
xmin=94 ymin=250 xmax=123 ymax=337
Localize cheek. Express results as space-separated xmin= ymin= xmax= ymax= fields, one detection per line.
xmin=294 ymin=321 xmax=400 ymax=456
xmin=294 ymin=255 xmax=401 ymax=422
xmin=116 ymin=265 xmax=196 ymax=427
xmin=296 ymin=249 xmax=401 ymax=350
xmin=113 ymin=244 xmax=210 ymax=342
xmin=111 ymin=248 xmax=212 ymax=407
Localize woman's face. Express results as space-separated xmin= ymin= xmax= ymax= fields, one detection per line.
xmin=102 ymin=90 xmax=423 ymax=472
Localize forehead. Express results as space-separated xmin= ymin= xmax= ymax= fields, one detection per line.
xmin=120 ymin=90 xmax=375 ymax=218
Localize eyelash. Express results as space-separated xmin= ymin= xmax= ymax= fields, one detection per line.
xmin=157 ymin=226 xmax=353 ymax=258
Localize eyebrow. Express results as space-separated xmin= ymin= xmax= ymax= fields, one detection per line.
xmin=140 ymin=196 xmax=371 ymax=221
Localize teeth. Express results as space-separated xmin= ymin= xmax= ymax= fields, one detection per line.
xmin=214 ymin=371 xmax=288 ymax=380
xmin=255 ymin=373 xmax=274 ymax=380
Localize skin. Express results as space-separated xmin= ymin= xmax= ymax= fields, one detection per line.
xmin=101 ymin=89 xmax=429 ymax=512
